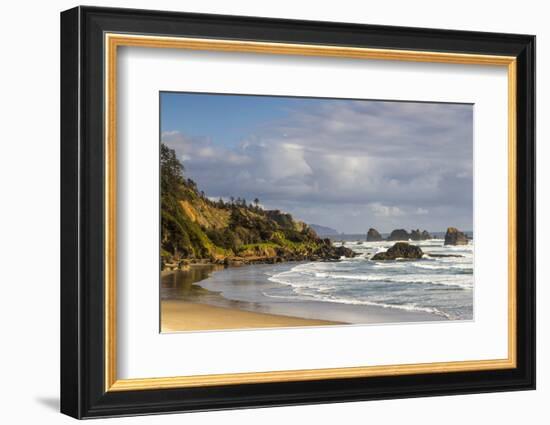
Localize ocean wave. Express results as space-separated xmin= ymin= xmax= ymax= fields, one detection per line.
xmin=268 ymin=270 xmax=473 ymax=289
xmin=411 ymin=262 xmax=473 ymax=271
xmin=261 ymin=290 xmax=450 ymax=319
xmin=387 ymin=275 xmax=473 ymax=288
xmin=263 ymin=239 xmax=473 ymax=320
xmin=371 ymin=262 xmax=409 ymax=269
xmin=438 ymin=244 xmax=474 ymax=252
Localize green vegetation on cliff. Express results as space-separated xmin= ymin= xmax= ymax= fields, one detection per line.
xmin=160 ymin=144 xmax=354 ymax=269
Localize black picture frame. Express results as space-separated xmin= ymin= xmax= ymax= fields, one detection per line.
xmin=61 ymin=5 xmax=535 ymax=419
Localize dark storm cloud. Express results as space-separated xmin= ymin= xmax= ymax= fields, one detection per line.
xmin=162 ymin=100 xmax=473 ymax=233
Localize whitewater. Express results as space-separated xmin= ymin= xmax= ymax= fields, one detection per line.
xmin=263 ymin=239 xmax=473 ymax=320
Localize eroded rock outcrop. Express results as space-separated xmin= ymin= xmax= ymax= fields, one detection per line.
xmin=444 ymin=227 xmax=468 ymax=245
xmin=367 ymin=228 xmax=383 ymax=241
xmin=410 ymin=229 xmax=432 ymax=241
xmin=334 ymin=245 xmax=357 ymax=258
xmin=310 ymin=240 xmax=356 ymax=260
xmin=387 ymin=229 xmax=410 ymax=241
xmin=371 ymin=242 xmax=423 ymax=260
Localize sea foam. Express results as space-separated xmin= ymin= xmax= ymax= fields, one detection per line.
xmin=264 ymin=238 xmax=473 ymax=320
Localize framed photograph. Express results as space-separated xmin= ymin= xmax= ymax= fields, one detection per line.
xmin=60 ymin=6 xmax=535 ymax=419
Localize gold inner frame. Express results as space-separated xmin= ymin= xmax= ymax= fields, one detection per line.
xmin=104 ymin=33 xmax=517 ymax=392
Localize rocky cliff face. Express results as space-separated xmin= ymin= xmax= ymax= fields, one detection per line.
xmin=366 ymin=228 xmax=383 ymax=241
xmin=371 ymin=242 xmax=424 ymax=260
xmin=387 ymin=229 xmax=410 ymax=241
xmin=444 ymin=227 xmax=468 ymax=245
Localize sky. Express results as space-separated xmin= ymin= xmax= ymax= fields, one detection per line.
xmin=160 ymin=92 xmax=473 ymax=234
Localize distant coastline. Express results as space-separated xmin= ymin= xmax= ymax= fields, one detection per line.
xmin=320 ymin=231 xmax=474 ymax=241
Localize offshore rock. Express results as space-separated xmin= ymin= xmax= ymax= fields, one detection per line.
xmin=371 ymin=242 xmax=423 ymax=260
xmin=444 ymin=227 xmax=468 ymax=245
xmin=387 ymin=229 xmax=410 ymax=241
xmin=367 ymin=228 xmax=383 ymax=242
xmin=410 ymin=229 xmax=432 ymax=241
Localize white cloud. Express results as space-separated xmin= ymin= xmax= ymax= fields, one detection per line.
xmin=368 ymin=202 xmax=405 ymax=217
xmin=162 ymin=100 xmax=472 ymax=233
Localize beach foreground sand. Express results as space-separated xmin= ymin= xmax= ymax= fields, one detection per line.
xmin=161 ymin=300 xmax=342 ymax=332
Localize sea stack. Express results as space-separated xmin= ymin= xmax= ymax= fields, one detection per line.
xmin=366 ymin=228 xmax=383 ymax=241
xmin=444 ymin=227 xmax=468 ymax=245
xmin=387 ymin=229 xmax=410 ymax=241
xmin=372 ymin=242 xmax=423 ymax=260
xmin=410 ymin=229 xmax=433 ymax=241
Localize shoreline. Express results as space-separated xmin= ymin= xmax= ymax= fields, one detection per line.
xmin=161 ymin=262 xmax=446 ymax=332
xmin=162 ymin=263 xmax=347 ymax=332
xmin=161 ymin=254 xmax=344 ymax=272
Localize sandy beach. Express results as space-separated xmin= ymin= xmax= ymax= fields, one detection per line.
xmin=160 ymin=262 xmax=449 ymax=332
xmin=161 ymin=300 xmax=340 ymax=332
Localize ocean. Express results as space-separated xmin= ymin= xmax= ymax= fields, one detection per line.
xmin=173 ymin=238 xmax=474 ymax=324
xmin=265 ymin=239 xmax=473 ymax=320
